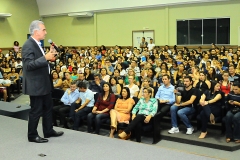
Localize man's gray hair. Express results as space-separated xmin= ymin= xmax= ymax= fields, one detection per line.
xmin=29 ymin=20 xmax=44 ymax=35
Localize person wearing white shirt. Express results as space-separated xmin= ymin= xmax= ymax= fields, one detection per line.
xmin=0 ymin=72 xmax=11 ymax=101
xmin=125 ymin=75 xmax=139 ymax=98
xmin=148 ymin=39 xmax=155 ymax=52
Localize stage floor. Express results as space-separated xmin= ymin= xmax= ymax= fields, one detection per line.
xmin=0 ymin=115 xmax=219 ymax=160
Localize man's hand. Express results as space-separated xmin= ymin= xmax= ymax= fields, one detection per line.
xmin=92 ymin=109 xmax=97 ymax=114
xmin=67 ymin=89 xmax=71 ymax=95
xmin=174 ymin=103 xmax=180 ymax=107
xmin=96 ymin=111 xmax=102 ymax=114
xmin=144 ymin=115 xmax=151 ymax=123
xmin=45 ymin=46 xmax=57 ymax=61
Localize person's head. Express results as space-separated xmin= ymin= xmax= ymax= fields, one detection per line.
xmin=78 ymin=81 xmax=88 ymax=92
xmin=229 ymin=65 xmax=235 ymax=75
xmin=128 ymin=69 xmax=135 ymax=76
xmin=64 ymin=72 xmax=71 ymax=80
xmin=55 ymin=65 xmax=61 ymax=71
xmin=105 ymin=59 xmax=111 ymax=66
xmin=232 ymin=82 xmax=240 ymax=94
xmin=116 ymin=63 xmax=123 ymax=70
xmin=208 ymin=67 xmax=216 ymax=76
xmin=162 ymin=74 xmax=171 ymax=86
xmin=147 ymin=68 xmax=155 ymax=78
xmin=131 ymin=60 xmax=137 ymax=68
xmin=210 ymin=80 xmax=220 ymax=93
xmin=178 ymin=63 xmax=184 ymax=71
xmin=78 ymin=73 xmax=85 ymax=81
xmin=128 ymin=75 xmax=135 ymax=84
xmin=100 ymin=68 xmax=107 ymax=75
xmin=199 ymin=71 xmax=207 ymax=81
xmin=92 ymin=62 xmax=98 ymax=69
xmin=103 ymin=82 xmax=112 ymax=93
xmin=142 ymin=77 xmax=151 ymax=87
xmin=29 ymin=20 xmax=46 ymax=41
xmin=110 ymin=77 xmax=118 ymax=85
xmin=3 ymin=72 xmax=8 ymax=79
xmin=222 ymin=71 xmax=229 ymax=81
xmin=94 ymin=73 xmax=101 ymax=82
xmin=14 ymin=41 xmax=19 ymax=46
xmin=5 ymin=63 xmax=10 ymax=68
xmin=72 ymin=67 xmax=78 ymax=74
xmin=142 ymin=37 xmax=145 ymax=42
xmin=143 ymin=87 xmax=152 ymax=99
xmin=11 ymin=67 xmax=16 ymax=73
xmin=184 ymin=75 xmax=193 ymax=88
xmin=160 ymin=62 xmax=168 ymax=70
xmin=84 ymin=67 xmax=91 ymax=75
xmin=113 ymin=69 xmax=120 ymax=77
xmin=121 ymin=87 xmax=130 ymax=100
xmin=70 ymin=81 xmax=77 ymax=92
xmin=161 ymin=69 xmax=167 ymax=75
xmin=52 ymin=71 xmax=59 ymax=79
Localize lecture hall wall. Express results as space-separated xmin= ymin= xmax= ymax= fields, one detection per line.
xmin=1 ymin=0 xmax=240 ymax=48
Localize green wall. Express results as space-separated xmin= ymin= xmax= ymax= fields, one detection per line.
xmin=0 ymin=0 xmax=39 ymax=48
xmin=1 ymin=0 xmax=240 ymax=48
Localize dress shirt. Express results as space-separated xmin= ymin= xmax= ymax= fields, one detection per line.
xmin=155 ymin=84 xmax=175 ymax=104
xmin=61 ymin=89 xmax=80 ymax=106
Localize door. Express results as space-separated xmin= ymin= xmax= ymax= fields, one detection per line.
xmin=132 ymin=30 xmax=154 ymax=49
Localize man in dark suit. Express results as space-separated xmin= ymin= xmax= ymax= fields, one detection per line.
xmin=22 ymin=20 xmax=63 ymax=143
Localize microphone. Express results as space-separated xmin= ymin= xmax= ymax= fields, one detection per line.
xmin=48 ymin=39 xmax=60 ymax=52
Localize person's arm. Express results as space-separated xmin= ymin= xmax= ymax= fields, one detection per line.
xmin=173 ymin=71 xmax=177 ymax=84
xmin=193 ymin=80 xmax=199 ymax=88
xmin=54 ymin=79 xmax=62 ymax=88
xmin=132 ymin=99 xmax=141 ymax=119
xmin=178 ymin=95 xmax=196 ymax=107
xmin=138 ymin=87 xmax=143 ymax=99
xmin=133 ymin=86 xmax=139 ymax=97
xmin=199 ymin=93 xmax=206 ymax=106
xmin=116 ymin=84 xmax=121 ymax=95
xmin=207 ymin=93 xmax=222 ymax=104
xmin=60 ymin=90 xmax=70 ymax=105
xmin=97 ymin=94 xmax=116 ymax=113
xmin=168 ymin=88 xmax=175 ymax=104
xmin=144 ymin=99 xmax=158 ymax=123
xmin=206 ymin=80 xmax=211 ymax=89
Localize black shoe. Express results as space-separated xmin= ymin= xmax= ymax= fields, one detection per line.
xmin=65 ymin=117 xmax=74 ymax=124
xmin=28 ymin=136 xmax=48 ymax=143
xmin=44 ymin=131 xmax=64 ymax=138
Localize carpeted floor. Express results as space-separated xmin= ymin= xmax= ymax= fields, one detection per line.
xmin=0 ymin=115 xmax=219 ymax=160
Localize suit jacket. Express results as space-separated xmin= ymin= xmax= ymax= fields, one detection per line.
xmin=22 ymin=37 xmax=52 ymax=96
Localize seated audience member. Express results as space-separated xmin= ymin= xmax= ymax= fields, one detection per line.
xmin=8 ymin=67 xmax=19 ymax=97
xmin=173 ymin=63 xmax=185 ymax=85
xmin=198 ymin=81 xmax=223 ymax=138
xmin=2 ymin=63 xmax=11 ymax=74
xmin=155 ymin=74 xmax=175 ymax=120
xmin=112 ymin=69 xmax=124 ymax=85
xmin=62 ymin=72 xmax=72 ymax=91
xmin=109 ymin=87 xmax=135 ymax=138
xmin=87 ymin=82 xmax=116 ymax=134
xmin=126 ymin=60 xmax=141 ymax=77
xmin=110 ymin=77 xmax=121 ymax=95
xmin=52 ymin=71 xmax=62 ymax=89
xmin=125 ymin=75 xmax=139 ymax=98
xmin=76 ymin=72 xmax=89 ymax=88
xmin=104 ymin=59 xmax=114 ymax=76
xmin=193 ymin=71 xmax=211 ymax=95
xmin=70 ymin=82 xmax=95 ymax=130
xmin=124 ymin=69 xmax=140 ymax=86
xmin=89 ymin=73 xmax=105 ymax=93
xmin=84 ymin=67 xmax=94 ymax=81
xmin=220 ymin=71 xmax=232 ymax=97
xmin=91 ymin=62 xmax=100 ymax=75
xmin=100 ymin=68 xmax=110 ymax=82
xmin=118 ymin=87 xmax=158 ymax=142
xmin=52 ymin=81 xmax=79 ymax=128
xmin=116 ymin=63 xmax=126 ymax=77
xmin=225 ymin=82 xmax=240 ymax=143
xmin=228 ymin=65 xmax=240 ymax=83
xmin=138 ymin=77 xmax=154 ymax=99
xmin=168 ymin=76 xmax=198 ymax=135
xmin=207 ymin=67 xmax=218 ymax=81
xmin=0 ymin=73 xmax=11 ymax=101
xmin=71 ymin=67 xmax=78 ymax=81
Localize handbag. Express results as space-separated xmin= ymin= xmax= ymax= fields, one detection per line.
xmin=231 ymin=107 xmax=240 ymax=114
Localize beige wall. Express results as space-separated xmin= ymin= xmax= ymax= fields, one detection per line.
xmin=1 ymin=1 xmax=240 ymax=48
xmin=0 ymin=0 xmax=39 ymax=48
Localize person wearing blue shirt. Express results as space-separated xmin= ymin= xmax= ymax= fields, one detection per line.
xmin=69 ymin=82 xmax=95 ymax=130
xmin=96 ymin=51 xmax=102 ymax=60
xmin=52 ymin=81 xmax=79 ymax=128
xmin=155 ymin=74 xmax=175 ymax=120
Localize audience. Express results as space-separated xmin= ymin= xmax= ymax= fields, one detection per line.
xmin=2 ymin=43 xmax=240 ymax=144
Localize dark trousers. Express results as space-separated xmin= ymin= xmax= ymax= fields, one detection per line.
xmin=73 ymin=107 xmax=92 ymax=130
xmin=87 ymin=113 xmax=109 ymax=134
xmin=52 ymin=104 xmax=70 ymax=127
xmin=225 ymin=111 xmax=240 ymax=140
xmin=124 ymin=114 xmax=152 ymax=142
xmin=158 ymin=103 xmax=171 ymax=119
xmin=199 ymin=104 xmax=221 ymax=132
xmin=69 ymin=102 xmax=80 ymax=120
xmin=28 ymin=94 xmax=54 ymax=138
